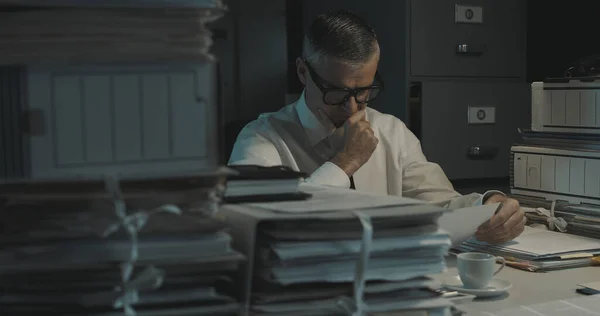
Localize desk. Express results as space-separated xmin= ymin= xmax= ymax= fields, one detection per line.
xmin=432 ymin=256 xmax=600 ymax=314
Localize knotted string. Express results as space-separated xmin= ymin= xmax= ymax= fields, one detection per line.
xmin=103 ymin=175 xmax=182 ymax=315
xmin=525 ymin=201 xmax=568 ymax=232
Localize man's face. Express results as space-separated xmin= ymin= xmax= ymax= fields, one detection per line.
xmin=297 ymin=53 xmax=380 ymax=128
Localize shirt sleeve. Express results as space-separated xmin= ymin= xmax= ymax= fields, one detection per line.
xmin=400 ymin=129 xmax=508 ymax=208
xmin=304 ymin=161 xmax=351 ymax=188
xmin=399 ymin=123 xmax=497 ymax=208
xmin=228 ymin=124 xmax=283 ymax=166
xmin=401 ymin=141 xmax=463 ymax=206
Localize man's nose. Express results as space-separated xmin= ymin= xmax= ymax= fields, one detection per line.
xmin=342 ymin=97 xmax=360 ymax=114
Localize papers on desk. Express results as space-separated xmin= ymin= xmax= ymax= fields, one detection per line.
xmin=578 ymin=282 xmax=600 ymax=295
xmin=455 ymin=226 xmax=600 ymax=271
xmin=482 ymin=295 xmax=600 ymax=316
xmin=223 ymin=165 xmax=309 ymax=203
xmin=249 ymin=183 xmax=424 ymax=212
xmin=252 ymin=216 xmax=452 ymax=315
xmin=516 ymin=196 xmax=600 ymax=239
xmin=219 ymin=185 xmax=466 ymax=315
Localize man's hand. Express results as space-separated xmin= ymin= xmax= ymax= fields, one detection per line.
xmin=330 ymin=110 xmax=378 ymax=176
xmin=475 ymin=194 xmax=526 ymax=245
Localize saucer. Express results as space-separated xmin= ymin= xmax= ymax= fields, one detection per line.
xmin=442 ymin=275 xmax=512 ymax=298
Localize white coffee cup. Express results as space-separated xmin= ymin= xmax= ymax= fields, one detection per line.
xmin=456 ymin=252 xmax=505 ymax=289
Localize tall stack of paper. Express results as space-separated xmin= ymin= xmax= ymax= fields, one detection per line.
xmin=219 ymin=185 xmax=455 ymax=316
xmin=0 ymin=0 xmax=226 ymax=65
xmin=0 ymin=0 xmax=226 ymax=179
xmin=0 ymin=170 xmax=244 ymax=316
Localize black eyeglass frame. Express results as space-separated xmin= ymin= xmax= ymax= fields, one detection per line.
xmin=302 ymin=57 xmax=385 ymax=106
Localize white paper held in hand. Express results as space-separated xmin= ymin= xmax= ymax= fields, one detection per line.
xmin=437 ymin=203 xmax=500 ymax=246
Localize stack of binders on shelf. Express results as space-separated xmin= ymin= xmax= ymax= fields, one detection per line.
xmin=510 ymin=77 xmax=600 ymax=240
xmin=0 ymin=171 xmax=244 ymax=316
xmin=219 ymin=184 xmax=456 ymax=316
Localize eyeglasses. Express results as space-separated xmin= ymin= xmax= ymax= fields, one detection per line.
xmin=303 ymin=58 xmax=384 ymax=106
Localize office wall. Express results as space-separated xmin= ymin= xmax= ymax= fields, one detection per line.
xmin=527 ymin=0 xmax=600 ymax=81
xmin=225 ymin=0 xmax=288 ymax=124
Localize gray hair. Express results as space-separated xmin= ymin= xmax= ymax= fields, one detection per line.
xmin=302 ymin=10 xmax=379 ymax=69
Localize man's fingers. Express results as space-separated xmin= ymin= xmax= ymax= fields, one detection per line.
xmin=483 ymin=207 xmax=524 ymax=236
xmin=510 ymin=219 xmax=526 ymax=239
xmin=346 ymin=110 xmax=366 ymax=125
xmin=475 ymin=209 xmax=527 ymax=244
xmin=486 ymin=199 xmax=519 ymax=230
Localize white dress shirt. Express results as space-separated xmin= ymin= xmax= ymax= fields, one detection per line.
xmin=229 ymin=92 xmax=502 ymax=208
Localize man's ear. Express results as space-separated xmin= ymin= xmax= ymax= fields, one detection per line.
xmin=296 ymin=57 xmax=307 ymax=86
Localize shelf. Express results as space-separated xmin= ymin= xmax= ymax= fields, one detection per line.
xmin=0 ymin=0 xmax=224 ymax=9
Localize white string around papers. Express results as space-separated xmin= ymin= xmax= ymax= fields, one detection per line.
xmin=103 ymin=175 xmax=181 ymax=316
xmin=337 ymin=210 xmax=373 ymax=316
xmin=525 ymin=201 xmax=568 ymax=233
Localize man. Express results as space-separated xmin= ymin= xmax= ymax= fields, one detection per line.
xmin=229 ymin=10 xmax=525 ymax=244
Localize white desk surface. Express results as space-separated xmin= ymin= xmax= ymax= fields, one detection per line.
xmin=432 ymin=256 xmax=600 ymax=315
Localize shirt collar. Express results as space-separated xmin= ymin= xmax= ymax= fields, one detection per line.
xmin=296 ymin=90 xmax=336 ymax=146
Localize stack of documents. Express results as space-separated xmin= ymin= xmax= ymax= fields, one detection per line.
xmin=224 ymin=165 xmax=310 ymax=203
xmin=0 ymin=171 xmax=244 ymax=316
xmin=455 ymin=226 xmax=600 ymax=272
xmin=510 ymin=81 xmax=600 ymax=237
xmin=0 ymin=0 xmax=226 ymax=65
xmin=516 ymin=195 xmax=600 ymax=240
xmin=220 ymin=184 xmax=460 ymax=316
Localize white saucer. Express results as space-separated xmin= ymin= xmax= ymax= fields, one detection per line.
xmin=442 ymin=276 xmax=512 ymax=298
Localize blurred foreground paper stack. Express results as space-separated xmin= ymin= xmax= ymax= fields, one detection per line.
xmin=0 ymin=170 xmax=244 ymax=316
xmin=0 ymin=0 xmax=226 ymax=65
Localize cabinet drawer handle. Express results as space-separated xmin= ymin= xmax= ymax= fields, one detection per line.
xmin=456 ymin=44 xmax=487 ymax=55
xmin=467 ymin=145 xmax=498 ymax=160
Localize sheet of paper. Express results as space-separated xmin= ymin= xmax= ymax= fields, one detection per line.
xmin=249 ymin=183 xmax=423 ymax=212
xmin=499 ymin=226 xmax=600 ymax=256
xmin=272 ymin=232 xmax=451 ymax=260
xmin=481 ymin=295 xmax=600 ymax=316
xmin=579 ymin=281 xmax=600 ymax=292
xmin=437 ymin=203 xmax=499 ymax=246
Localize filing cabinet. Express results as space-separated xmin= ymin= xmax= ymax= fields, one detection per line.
xmin=408 ymin=0 xmax=529 ymax=180
xmin=410 ymin=0 xmax=525 ymax=78
xmin=420 ymin=81 xmax=530 ymax=179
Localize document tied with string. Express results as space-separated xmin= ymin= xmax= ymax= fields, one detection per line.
xmin=219 ymin=183 xmax=498 ymax=316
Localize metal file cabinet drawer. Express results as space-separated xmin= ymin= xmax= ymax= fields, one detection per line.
xmin=418 ymin=81 xmax=530 ymax=180
xmin=409 ymin=0 xmax=525 ymax=78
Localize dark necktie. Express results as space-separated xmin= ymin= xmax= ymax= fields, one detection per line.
xmin=349 ymin=175 xmax=356 ymax=190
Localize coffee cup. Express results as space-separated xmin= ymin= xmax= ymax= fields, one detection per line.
xmin=456 ymin=252 xmax=505 ymax=289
